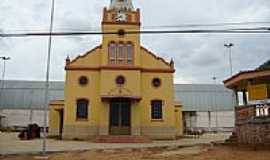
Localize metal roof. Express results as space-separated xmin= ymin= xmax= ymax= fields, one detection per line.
xmin=0 ymin=80 xmax=64 ymax=110
xmin=0 ymin=80 xmax=235 ymax=111
xmin=175 ymin=84 xmax=236 ymax=111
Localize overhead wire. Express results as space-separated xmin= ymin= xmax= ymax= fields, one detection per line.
xmin=1 ymin=21 xmax=270 ymax=34
xmin=1 ymin=27 xmax=270 ymax=38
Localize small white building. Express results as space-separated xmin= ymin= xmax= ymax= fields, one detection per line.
xmin=175 ymin=84 xmax=236 ymax=132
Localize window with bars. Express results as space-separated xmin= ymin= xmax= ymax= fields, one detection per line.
xmin=127 ymin=43 xmax=133 ymax=64
xmin=151 ymin=100 xmax=163 ymax=120
xmin=118 ymin=43 xmax=125 ymax=64
xmin=108 ymin=42 xmax=133 ymax=65
xmin=76 ymin=99 xmax=89 ymax=120
xmin=109 ymin=43 xmax=117 ymax=64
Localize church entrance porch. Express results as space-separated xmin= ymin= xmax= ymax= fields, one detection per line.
xmin=109 ymin=99 xmax=131 ymax=135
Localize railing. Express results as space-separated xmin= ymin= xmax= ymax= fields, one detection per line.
xmin=235 ymin=103 xmax=270 ymax=125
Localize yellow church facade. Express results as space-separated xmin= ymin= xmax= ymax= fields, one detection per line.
xmin=49 ymin=0 xmax=183 ymax=140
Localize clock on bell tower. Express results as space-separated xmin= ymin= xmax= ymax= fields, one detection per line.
xmin=101 ymin=0 xmax=141 ymax=66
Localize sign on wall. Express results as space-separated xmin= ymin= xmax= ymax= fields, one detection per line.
xmin=248 ymin=84 xmax=268 ymax=101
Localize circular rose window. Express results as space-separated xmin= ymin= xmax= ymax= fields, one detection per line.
xmin=79 ymin=76 xmax=88 ymax=86
xmin=152 ymin=78 xmax=161 ymax=88
xmin=116 ymin=75 xmax=126 ymax=85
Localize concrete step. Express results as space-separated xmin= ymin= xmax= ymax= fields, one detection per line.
xmin=226 ymin=137 xmax=237 ymax=141
xmin=224 ymin=142 xmax=238 ymax=146
xmin=92 ymin=135 xmax=152 ymax=143
xmin=224 ymin=133 xmax=238 ymax=144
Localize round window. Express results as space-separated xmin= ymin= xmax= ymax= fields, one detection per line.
xmin=152 ymin=78 xmax=161 ymax=87
xmin=79 ymin=76 xmax=88 ymax=86
xmin=118 ymin=29 xmax=125 ymax=37
xmin=116 ymin=75 xmax=126 ymax=85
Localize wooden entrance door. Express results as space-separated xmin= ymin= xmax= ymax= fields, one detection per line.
xmin=109 ymin=99 xmax=131 ymax=135
xmin=59 ymin=110 xmax=64 ymax=139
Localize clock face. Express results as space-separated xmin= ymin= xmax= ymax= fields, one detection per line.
xmin=115 ymin=12 xmax=127 ymax=22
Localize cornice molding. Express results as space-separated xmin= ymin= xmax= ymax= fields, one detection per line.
xmin=65 ymin=65 xmax=175 ymax=73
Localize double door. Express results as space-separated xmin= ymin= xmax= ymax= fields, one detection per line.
xmin=109 ymin=99 xmax=131 ymax=135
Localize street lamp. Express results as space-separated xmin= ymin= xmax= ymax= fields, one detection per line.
xmin=224 ymin=43 xmax=234 ymax=76
xmin=0 ymin=56 xmax=11 ymax=90
xmin=0 ymin=57 xmax=11 ymax=128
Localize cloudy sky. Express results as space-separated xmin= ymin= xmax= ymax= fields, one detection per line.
xmin=0 ymin=0 xmax=269 ymax=84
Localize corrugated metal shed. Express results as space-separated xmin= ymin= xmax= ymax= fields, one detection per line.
xmin=0 ymin=81 xmax=235 ymax=111
xmin=0 ymin=80 xmax=64 ymax=110
xmin=175 ymin=84 xmax=236 ymax=111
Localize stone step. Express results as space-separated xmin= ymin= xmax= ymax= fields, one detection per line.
xmin=92 ymin=135 xmax=152 ymax=143
xmin=225 ymin=133 xmax=238 ymax=144
xmin=232 ymin=132 xmax=237 ymax=136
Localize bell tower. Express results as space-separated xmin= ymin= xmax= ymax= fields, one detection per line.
xmin=101 ymin=0 xmax=141 ymax=66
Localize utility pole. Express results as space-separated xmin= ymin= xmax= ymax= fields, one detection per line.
xmin=224 ymin=43 xmax=234 ymax=76
xmin=42 ymin=0 xmax=55 ymax=156
xmin=212 ymin=76 xmax=218 ymax=132
xmin=29 ymin=89 xmax=34 ymax=124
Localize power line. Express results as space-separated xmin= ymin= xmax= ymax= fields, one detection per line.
xmin=1 ymin=28 xmax=270 ymax=38
xmin=143 ymin=21 xmax=270 ymax=29
xmin=2 ymin=21 xmax=270 ymax=33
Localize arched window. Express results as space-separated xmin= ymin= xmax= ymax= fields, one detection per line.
xmin=109 ymin=43 xmax=117 ymax=64
xmin=118 ymin=43 xmax=125 ymax=64
xmin=108 ymin=42 xmax=134 ymax=65
xmin=151 ymin=100 xmax=163 ymax=120
xmin=127 ymin=43 xmax=133 ymax=64
xmin=76 ymin=99 xmax=89 ymax=119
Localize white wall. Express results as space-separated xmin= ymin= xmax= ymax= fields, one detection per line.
xmin=0 ymin=109 xmax=48 ymax=127
xmin=184 ymin=111 xmax=234 ymax=132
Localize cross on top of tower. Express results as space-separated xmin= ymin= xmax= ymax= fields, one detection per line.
xmin=109 ymin=0 xmax=134 ymax=11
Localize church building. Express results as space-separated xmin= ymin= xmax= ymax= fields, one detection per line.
xmin=49 ymin=0 xmax=183 ymax=140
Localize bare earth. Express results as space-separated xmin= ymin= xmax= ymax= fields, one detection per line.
xmin=1 ymin=145 xmax=270 ymax=160
xmin=0 ymin=132 xmax=230 ymax=155
xmin=1 ymin=132 xmax=269 ymax=160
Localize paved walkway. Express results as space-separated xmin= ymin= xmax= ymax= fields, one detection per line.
xmin=0 ymin=132 xmax=230 ymax=155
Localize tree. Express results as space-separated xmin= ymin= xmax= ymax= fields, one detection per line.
xmin=257 ymin=59 xmax=270 ymax=70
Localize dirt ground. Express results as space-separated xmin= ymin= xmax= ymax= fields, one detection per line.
xmin=1 ymin=145 xmax=270 ymax=160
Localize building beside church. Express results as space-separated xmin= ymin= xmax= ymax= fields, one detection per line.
xmin=0 ymin=81 xmax=235 ymax=133
xmin=48 ymin=0 xmax=183 ymax=140
xmin=224 ymin=61 xmax=270 ymax=145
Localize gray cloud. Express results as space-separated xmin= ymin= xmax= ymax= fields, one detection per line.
xmin=0 ymin=0 xmax=270 ymax=84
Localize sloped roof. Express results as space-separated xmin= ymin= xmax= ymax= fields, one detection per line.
xmin=0 ymin=80 xmax=64 ymax=110
xmin=141 ymin=46 xmax=171 ymax=67
xmin=68 ymin=45 xmax=101 ymax=65
xmin=223 ymin=68 xmax=270 ymax=89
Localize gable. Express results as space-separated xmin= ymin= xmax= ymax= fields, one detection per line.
xmin=140 ymin=46 xmax=171 ymax=69
xmin=68 ymin=45 xmax=101 ymax=67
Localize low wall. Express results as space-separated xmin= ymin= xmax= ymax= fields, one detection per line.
xmin=235 ymin=104 xmax=270 ymax=145
xmin=236 ymin=119 xmax=270 ymax=145
xmin=0 ymin=109 xmax=47 ymax=128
